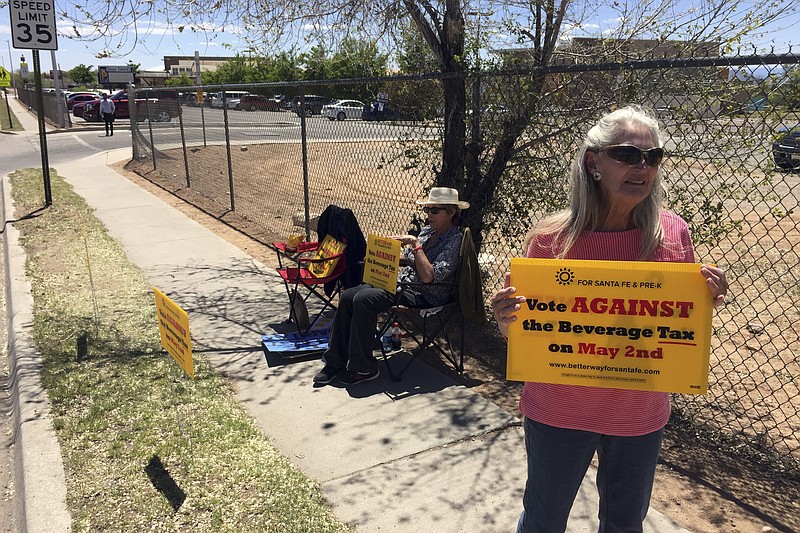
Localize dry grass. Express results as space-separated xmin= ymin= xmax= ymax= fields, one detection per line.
xmin=9 ymin=168 xmax=351 ymax=533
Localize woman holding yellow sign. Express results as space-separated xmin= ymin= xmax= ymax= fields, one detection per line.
xmin=491 ymin=106 xmax=728 ymax=533
xmin=313 ymin=187 xmax=469 ymax=386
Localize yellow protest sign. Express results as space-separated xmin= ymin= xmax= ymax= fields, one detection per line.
xmin=308 ymin=235 xmax=346 ymax=278
xmin=154 ymin=288 xmax=194 ymax=379
xmin=362 ymin=234 xmax=401 ymax=293
xmin=507 ymin=259 xmax=713 ymax=394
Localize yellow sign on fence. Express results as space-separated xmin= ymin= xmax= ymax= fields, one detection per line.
xmin=507 ymin=259 xmax=713 ymax=394
xmin=154 ymin=288 xmax=194 ymax=379
xmin=362 ymin=234 xmax=401 ymax=293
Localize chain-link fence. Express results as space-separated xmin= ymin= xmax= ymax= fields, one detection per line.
xmin=128 ymin=51 xmax=799 ymax=481
xmin=18 ymin=86 xmax=71 ymax=128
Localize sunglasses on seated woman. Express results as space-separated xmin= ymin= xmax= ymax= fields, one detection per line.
xmin=422 ymin=206 xmax=446 ymax=214
xmin=590 ymin=145 xmax=665 ymax=167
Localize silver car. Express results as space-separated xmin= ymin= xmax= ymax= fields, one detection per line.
xmin=322 ymin=99 xmax=366 ymax=121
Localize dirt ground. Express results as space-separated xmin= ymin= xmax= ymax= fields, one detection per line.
xmin=117 ymin=161 xmax=798 ymax=533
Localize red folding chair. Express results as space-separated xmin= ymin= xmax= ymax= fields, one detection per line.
xmin=273 ymin=242 xmax=347 ymax=336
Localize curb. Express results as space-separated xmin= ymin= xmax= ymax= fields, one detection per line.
xmin=2 ymin=174 xmax=72 ymax=532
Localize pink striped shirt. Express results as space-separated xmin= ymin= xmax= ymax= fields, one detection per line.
xmin=519 ymin=210 xmax=696 ymax=436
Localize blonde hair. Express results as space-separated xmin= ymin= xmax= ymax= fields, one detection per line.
xmin=525 ymin=105 xmax=665 ymax=260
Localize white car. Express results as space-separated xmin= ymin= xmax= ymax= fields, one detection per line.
xmin=322 ymin=99 xmax=366 ymax=121
xmin=211 ymin=91 xmax=249 ymax=109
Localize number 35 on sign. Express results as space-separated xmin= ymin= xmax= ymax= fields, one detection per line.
xmin=10 ymin=0 xmax=58 ymax=50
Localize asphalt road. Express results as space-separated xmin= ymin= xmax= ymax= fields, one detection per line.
xmin=70 ymin=107 xmax=439 ymax=147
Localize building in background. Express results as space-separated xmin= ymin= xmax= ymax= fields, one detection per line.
xmin=163 ymin=56 xmax=233 ymax=77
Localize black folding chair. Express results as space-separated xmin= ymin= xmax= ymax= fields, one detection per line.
xmin=376 ymin=227 xmax=483 ymax=381
xmin=376 ymin=281 xmax=464 ymax=381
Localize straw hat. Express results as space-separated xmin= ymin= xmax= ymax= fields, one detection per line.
xmin=415 ymin=187 xmax=470 ymax=209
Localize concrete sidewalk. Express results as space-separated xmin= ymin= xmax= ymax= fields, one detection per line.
xmin=2 ymin=93 xmax=121 ymax=134
xmin=3 ymin=145 xmax=691 ymax=532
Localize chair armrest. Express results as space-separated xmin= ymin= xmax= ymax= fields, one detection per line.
xmin=272 ymin=241 xmax=319 ymax=254
xmin=394 ymin=281 xmax=459 ymax=305
xmin=298 ymin=251 xmax=346 ymax=265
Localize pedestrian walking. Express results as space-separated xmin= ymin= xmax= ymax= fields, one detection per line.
xmin=99 ymin=94 xmax=115 ymax=136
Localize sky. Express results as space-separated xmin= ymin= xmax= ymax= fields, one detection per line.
xmin=0 ymin=3 xmax=797 ymax=75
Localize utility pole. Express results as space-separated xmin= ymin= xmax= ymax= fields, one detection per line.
xmin=5 ymin=40 xmax=16 ymax=96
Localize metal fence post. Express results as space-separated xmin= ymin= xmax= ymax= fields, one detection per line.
xmin=221 ymin=86 xmax=235 ymax=211
xmin=128 ymin=83 xmax=138 ymax=159
xmin=178 ymin=107 xmax=191 ymax=188
xmin=299 ymin=90 xmax=311 ymax=238
xmin=200 ymin=100 xmax=207 ymax=148
xmin=143 ymin=93 xmax=157 ymax=171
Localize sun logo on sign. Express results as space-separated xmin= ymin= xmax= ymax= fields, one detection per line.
xmin=556 ymin=268 xmax=574 ymax=286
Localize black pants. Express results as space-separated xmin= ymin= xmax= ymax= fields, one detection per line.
xmin=102 ymin=113 xmax=114 ymax=135
xmin=323 ymin=284 xmax=421 ymax=372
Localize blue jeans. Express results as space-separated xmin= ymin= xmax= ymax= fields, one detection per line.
xmin=516 ymin=417 xmax=664 ymax=533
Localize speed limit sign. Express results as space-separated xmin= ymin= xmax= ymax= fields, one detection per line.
xmin=9 ymin=0 xmax=58 ymax=50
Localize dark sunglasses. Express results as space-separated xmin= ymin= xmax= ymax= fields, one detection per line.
xmin=591 ymin=145 xmax=664 ymax=167
xmin=422 ymin=206 xmax=446 ymax=215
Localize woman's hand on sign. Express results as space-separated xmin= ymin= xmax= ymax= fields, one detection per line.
xmin=491 ymin=273 xmax=527 ymax=339
xmin=390 ymin=234 xmax=417 ymax=247
xmin=701 ymin=264 xmax=728 ymax=308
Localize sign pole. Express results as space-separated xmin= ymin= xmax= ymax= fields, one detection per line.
xmin=5 ymin=40 xmax=17 ymax=97
xmin=32 ymin=50 xmax=52 ymax=206
xmin=10 ymin=0 xmax=57 ymax=206
xmin=3 ymin=88 xmax=11 ymax=128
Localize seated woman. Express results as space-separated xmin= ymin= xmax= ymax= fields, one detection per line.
xmin=313 ymin=187 xmax=469 ymax=386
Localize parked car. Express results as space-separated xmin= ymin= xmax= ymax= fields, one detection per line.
xmin=290 ymin=95 xmax=333 ymax=116
xmin=272 ymin=94 xmax=288 ymax=109
xmin=773 ymin=124 xmax=800 ymax=170
xmin=72 ymin=100 xmax=87 ymax=119
xmin=211 ymin=91 xmax=249 ymax=109
xmin=66 ymin=92 xmax=100 ymax=110
xmin=361 ymin=104 xmax=420 ymax=122
xmin=179 ymin=91 xmax=204 ymax=107
xmin=81 ymin=88 xmax=181 ymax=122
xmin=236 ymin=94 xmax=280 ymax=111
xmin=322 ymin=99 xmax=366 ymax=121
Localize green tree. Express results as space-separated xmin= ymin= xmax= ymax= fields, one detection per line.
xmin=269 ymin=51 xmax=303 ymax=83
xmin=781 ymin=66 xmax=800 ymax=109
xmin=300 ymin=45 xmax=330 ymax=82
xmin=202 ymin=54 xmax=253 ymax=84
xmin=392 ymin=20 xmax=441 ymax=118
xmin=67 ymin=64 xmax=95 ymax=86
xmin=329 ymin=37 xmax=388 ymax=79
xmin=166 ymin=73 xmax=194 ymax=87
